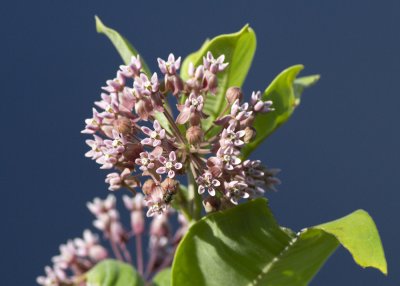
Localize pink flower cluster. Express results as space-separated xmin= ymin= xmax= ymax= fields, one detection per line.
xmin=82 ymin=51 xmax=280 ymax=216
xmin=37 ymin=194 xmax=188 ymax=285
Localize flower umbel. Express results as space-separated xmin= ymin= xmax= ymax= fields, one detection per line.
xmin=81 ymin=51 xmax=279 ymax=217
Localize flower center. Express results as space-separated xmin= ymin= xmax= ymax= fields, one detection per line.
xmin=166 ymin=162 xmax=173 ymax=169
xmin=150 ymin=131 xmax=158 ymax=139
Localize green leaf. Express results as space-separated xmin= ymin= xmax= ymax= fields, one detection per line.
xmin=153 ymin=268 xmax=172 ymax=286
xmin=172 ymin=199 xmax=386 ymax=286
xmin=95 ymin=16 xmax=151 ymax=74
xmin=180 ymin=25 xmax=257 ymax=131
xmin=94 ymin=16 xmax=171 ymax=133
xmin=241 ymin=66 xmax=319 ymax=158
xmin=86 ymin=259 xmax=144 ymax=286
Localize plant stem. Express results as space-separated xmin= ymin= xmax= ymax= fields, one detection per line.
xmin=135 ymin=234 xmax=144 ymax=275
xmin=187 ymin=171 xmax=202 ymax=220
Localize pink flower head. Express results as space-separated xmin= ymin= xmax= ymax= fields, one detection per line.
xmin=156 ymin=151 xmax=182 ymax=178
xmin=157 ymin=53 xmax=181 ymax=75
xmin=119 ymin=55 xmax=142 ymax=78
xmin=141 ymin=120 xmax=166 ymax=147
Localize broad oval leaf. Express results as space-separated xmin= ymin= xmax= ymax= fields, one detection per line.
xmin=152 ymin=267 xmax=172 ymax=286
xmin=95 ymin=16 xmax=171 ymax=133
xmin=241 ymin=66 xmax=319 ymax=158
xmin=172 ymin=199 xmax=386 ymax=286
xmin=86 ymin=259 xmax=144 ymax=286
xmin=180 ymin=25 xmax=256 ymax=131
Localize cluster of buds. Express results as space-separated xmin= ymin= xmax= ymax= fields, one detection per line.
xmin=82 ymin=51 xmax=280 ymax=217
xmin=37 ymin=194 xmax=188 ymax=285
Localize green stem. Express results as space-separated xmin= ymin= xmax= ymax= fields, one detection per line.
xmin=188 ymin=171 xmax=202 ymax=221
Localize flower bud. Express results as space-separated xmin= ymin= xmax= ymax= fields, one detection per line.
xmin=161 ymin=177 xmax=178 ymax=193
xmin=143 ymin=179 xmax=157 ymax=195
xmin=113 ymin=116 xmax=132 ymax=135
xmin=186 ymin=125 xmax=204 ymax=145
xmin=243 ymin=127 xmax=256 ymax=143
xmin=226 ymin=87 xmax=243 ymax=104
xmin=202 ymin=196 xmax=221 ymax=213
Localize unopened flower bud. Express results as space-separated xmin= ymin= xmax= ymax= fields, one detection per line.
xmin=243 ymin=127 xmax=256 ymax=143
xmin=161 ymin=177 xmax=178 ymax=193
xmin=226 ymin=87 xmax=243 ymax=104
xmin=143 ymin=179 xmax=157 ymax=195
xmin=186 ymin=125 xmax=204 ymax=145
xmin=113 ymin=116 xmax=132 ymax=135
xmin=202 ymin=196 xmax=221 ymax=213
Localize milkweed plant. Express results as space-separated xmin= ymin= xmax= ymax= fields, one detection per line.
xmin=37 ymin=17 xmax=388 ymax=286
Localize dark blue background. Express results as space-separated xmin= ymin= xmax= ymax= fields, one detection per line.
xmin=1 ymin=1 xmax=398 ymax=285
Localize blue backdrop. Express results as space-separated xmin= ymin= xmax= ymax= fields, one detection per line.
xmin=0 ymin=0 xmax=398 ymax=285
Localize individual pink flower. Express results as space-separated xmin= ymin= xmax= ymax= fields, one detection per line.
xmin=141 ymin=120 xmax=166 ymax=147
xmin=157 ymin=53 xmax=181 ymax=75
xmin=250 ymin=91 xmax=273 ymax=113
xmin=119 ymin=55 xmax=142 ymax=78
xmin=145 ymin=185 xmax=169 ymax=217
xmin=123 ymin=193 xmax=145 ymax=235
xmin=81 ymin=108 xmax=103 ymax=134
xmin=203 ymin=51 xmax=229 ymax=74
xmin=102 ymin=71 xmax=126 ymax=93
xmin=85 ymin=134 xmax=104 ymax=160
xmin=74 ymin=230 xmax=108 ymax=262
xmin=156 ymin=151 xmax=183 ymax=178
xmin=217 ymin=147 xmax=241 ymax=171
xmin=196 ymin=171 xmax=221 ymax=196
xmin=220 ymin=123 xmax=246 ymax=150
xmin=186 ymin=63 xmax=204 ymax=92
xmin=135 ymin=148 xmax=161 ymax=173
xmin=105 ymin=168 xmax=138 ymax=191
xmin=176 ymin=93 xmax=207 ymax=125
xmin=134 ymin=73 xmax=159 ymax=96
xmin=224 ymin=181 xmax=249 ymax=205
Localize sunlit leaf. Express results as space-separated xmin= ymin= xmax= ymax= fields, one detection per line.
xmin=172 ymin=199 xmax=386 ymax=286
xmin=180 ymin=25 xmax=256 ymax=131
xmin=242 ymin=65 xmax=319 ymax=158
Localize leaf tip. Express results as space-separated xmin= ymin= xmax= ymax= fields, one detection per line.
xmin=94 ymin=15 xmax=104 ymax=33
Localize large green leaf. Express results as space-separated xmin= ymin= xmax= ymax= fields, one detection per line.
xmin=242 ymin=66 xmax=319 ymax=158
xmin=86 ymin=259 xmax=144 ymax=286
xmin=180 ymin=25 xmax=256 ymax=131
xmin=152 ymin=268 xmax=172 ymax=286
xmin=95 ymin=16 xmax=171 ymax=133
xmin=172 ymin=199 xmax=386 ymax=286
